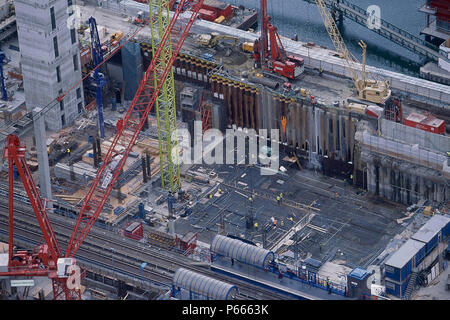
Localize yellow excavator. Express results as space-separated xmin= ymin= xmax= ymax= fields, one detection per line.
xmin=315 ymin=0 xmax=391 ymax=105
xmin=197 ymin=32 xmax=240 ymax=48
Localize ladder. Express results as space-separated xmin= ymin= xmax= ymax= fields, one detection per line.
xmin=403 ymin=270 xmax=418 ymax=300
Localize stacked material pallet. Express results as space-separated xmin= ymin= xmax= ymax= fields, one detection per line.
xmin=147 ymin=229 xmax=177 ymax=249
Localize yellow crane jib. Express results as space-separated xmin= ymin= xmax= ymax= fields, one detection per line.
xmin=314 ymin=0 xmax=391 ymax=105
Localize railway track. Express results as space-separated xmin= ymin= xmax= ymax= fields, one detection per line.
xmin=0 ymin=201 xmax=294 ymax=300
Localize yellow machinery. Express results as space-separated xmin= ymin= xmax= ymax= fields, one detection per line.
xmin=110 ymin=30 xmax=124 ymax=43
xmin=214 ymin=15 xmax=226 ymax=24
xmin=315 ymin=0 xmax=391 ymax=104
xmin=197 ymin=32 xmax=240 ymax=48
xmin=241 ymin=42 xmax=254 ymax=53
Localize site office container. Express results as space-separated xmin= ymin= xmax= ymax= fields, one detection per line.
xmin=424 ymin=234 xmax=439 ymax=255
xmin=199 ymin=8 xmax=219 ymax=21
xmin=384 ymin=278 xmax=408 ymax=298
xmin=403 ymin=113 xmax=445 ymax=135
xmin=384 ymin=239 xmax=426 ymax=283
xmin=443 ymin=220 xmax=450 ymax=239
xmin=415 ymin=244 xmax=426 ymax=266
xmin=202 ymin=2 xmax=233 ymax=19
xmin=385 ymin=259 xmax=412 ymax=283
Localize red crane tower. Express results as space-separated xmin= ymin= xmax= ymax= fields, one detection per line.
xmin=0 ymin=0 xmax=204 ymax=299
xmin=252 ymin=0 xmax=304 ymax=80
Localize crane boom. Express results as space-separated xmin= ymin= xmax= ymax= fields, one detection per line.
xmin=315 ymin=0 xmax=391 ymax=104
xmin=315 ymin=0 xmax=360 ymax=87
xmin=3 ymin=135 xmax=62 ymax=264
xmin=65 ymin=0 xmax=203 ymax=258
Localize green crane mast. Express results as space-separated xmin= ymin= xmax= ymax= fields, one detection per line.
xmin=149 ymin=0 xmax=181 ymax=192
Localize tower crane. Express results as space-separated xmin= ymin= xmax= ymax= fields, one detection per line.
xmin=315 ymin=0 xmax=391 ymax=105
xmin=252 ymin=0 xmax=304 ymax=80
xmin=150 ymin=0 xmax=181 ymax=193
xmin=0 ymin=0 xmax=203 ymax=299
xmin=88 ymin=17 xmax=107 ymax=139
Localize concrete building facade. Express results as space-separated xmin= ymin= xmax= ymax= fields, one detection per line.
xmin=15 ymin=0 xmax=84 ymax=131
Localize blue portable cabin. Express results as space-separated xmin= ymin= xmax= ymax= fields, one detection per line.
xmin=384 ymin=239 xmax=425 ymax=297
xmin=384 ymin=239 xmax=426 ymax=282
xmin=411 ymin=214 xmax=450 ymax=255
xmin=440 ymin=215 xmax=450 ymax=239
xmin=384 ymin=277 xmax=409 ymax=298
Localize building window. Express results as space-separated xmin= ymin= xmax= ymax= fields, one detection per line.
xmin=78 ymin=102 xmax=83 ymax=114
xmin=76 ymin=87 xmax=81 ymax=99
xmin=53 ymin=36 xmax=59 ymax=58
xmin=60 ymin=99 xmax=64 ymax=111
xmin=70 ymin=28 xmax=76 ymax=44
xmin=73 ymin=54 xmax=78 ymax=71
xmin=385 ymin=281 xmax=395 ymax=290
xmin=385 ymin=265 xmax=394 ymax=274
xmin=56 ymin=66 xmax=61 ymax=83
xmin=61 ymin=114 xmax=66 ymax=127
xmin=50 ymin=7 xmax=56 ymax=30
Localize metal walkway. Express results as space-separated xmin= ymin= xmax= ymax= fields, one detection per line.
xmin=302 ymin=0 xmax=446 ymax=61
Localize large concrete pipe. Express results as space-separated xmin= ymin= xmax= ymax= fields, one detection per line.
xmin=249 ymin=76 xmax=280 ymax=90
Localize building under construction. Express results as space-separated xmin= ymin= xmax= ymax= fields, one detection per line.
xmin=0 ymin=0 xmax=448 ymax=302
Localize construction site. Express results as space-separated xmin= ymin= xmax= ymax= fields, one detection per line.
xmin=0 ymin=0 xmax=448 ymax=301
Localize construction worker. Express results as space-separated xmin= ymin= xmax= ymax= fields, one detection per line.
xmin=280 ymin=193 xmax=283 ymax=204
xmin=209 ymin=194 xmax=213 ymax=199
xmin=254 ymin=222 xmax=258 ymax=230
xmin=276 ymin=195 xmax=280 ymax=205
xmin=66 ymin=148 xmax=71 ymax=156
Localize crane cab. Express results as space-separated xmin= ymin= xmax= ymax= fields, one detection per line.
xmin=287 ymin=55 xmax=305 ymax=77
xmin=57 ymin=258 xmax=77 ymax=278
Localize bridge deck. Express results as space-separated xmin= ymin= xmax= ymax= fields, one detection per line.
xmin=303 ymin=0 xmax=446 ymax=61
